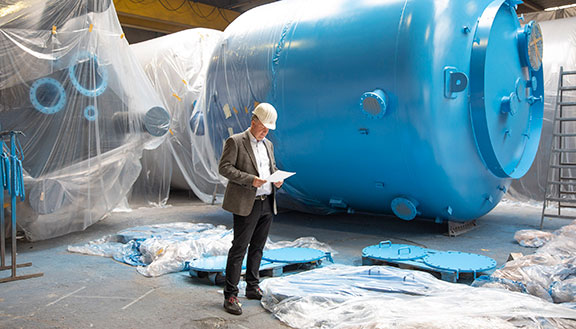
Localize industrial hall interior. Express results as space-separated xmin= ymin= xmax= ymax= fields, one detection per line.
xmin=3 ymin=0 xmax=576 ymax=328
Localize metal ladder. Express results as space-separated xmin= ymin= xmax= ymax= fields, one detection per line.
xmin=541 ymin=67 xmax=576 ymax=229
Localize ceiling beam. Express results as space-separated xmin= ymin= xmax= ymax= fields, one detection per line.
xmin=114 ymin=0 xmax=240 ymax=33
xmin=225 ymin=0 xmax=274 ymax=10
xmin=521 ymin=0 xmax=545 ymax=11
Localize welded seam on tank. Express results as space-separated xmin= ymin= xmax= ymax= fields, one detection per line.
xmin=394 ymin=0 xmax=409 ymax=93
xmin=271 ymin=20 xmax=293 ymax=100
xmin=393 ymin=0 xmax=412 ymax=181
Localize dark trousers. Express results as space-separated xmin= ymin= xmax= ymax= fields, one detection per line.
xmin=224 ymin=196 xmax=274 ymax=298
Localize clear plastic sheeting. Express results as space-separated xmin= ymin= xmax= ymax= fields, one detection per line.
xmin=509 ymin=17 xmax=576 ymax=202
xmin=474 ymin=220 xmax=576 ymax=304
xmin=260 ymin=265 xmax=576 ymax=329
xmin=523 ymin=8 xmax=576 ymax=22
xmin=130 ymin=29 xmax=223 ymax=205
xmin=514 ymin=229 xmax=554 ymax=247
xmin=67 ymin=222 xmax=334 ymax=277
xmin=0 ymin=0 xmax=170 ymax=240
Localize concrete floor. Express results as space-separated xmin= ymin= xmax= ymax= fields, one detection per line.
xmin=0 ymin=192 xmax=568 ymax=329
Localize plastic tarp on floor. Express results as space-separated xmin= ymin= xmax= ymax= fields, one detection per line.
xmin=474 ymin=220 xmax=576 ymax=304
xmin=0 ymin=0 xmax=170 ymax=240
xmin=67 ymin=222 xmax=334 ymax=277
xmin=261 ymin=264 xmax=576 ymax=328
xmin=130 ymin=29 xmax=223 ymax=206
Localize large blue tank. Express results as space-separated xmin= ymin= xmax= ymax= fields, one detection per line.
xmin=202 ymin=0 xmax=544 ymax=221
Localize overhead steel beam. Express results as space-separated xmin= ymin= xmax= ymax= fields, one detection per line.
xmin=113 ymin=0 xmax=240 ymax=33
xmin=225 ymin=0 xmax=275 ymax=10
xmin=521 ymin=0 xmax=545 ymax=11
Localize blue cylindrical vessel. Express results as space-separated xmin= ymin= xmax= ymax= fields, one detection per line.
xmin=203 ymin=0 xmax=544 ymax=221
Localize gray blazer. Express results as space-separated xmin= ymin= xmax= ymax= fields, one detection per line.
xmin=218 ymin=130 xmax=278 ymax=216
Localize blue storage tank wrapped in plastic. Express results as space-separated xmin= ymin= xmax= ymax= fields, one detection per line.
xmin=201 ymin=0 xmax=544 ymax=222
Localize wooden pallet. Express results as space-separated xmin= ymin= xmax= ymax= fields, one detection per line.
xmin=189 ymin=259 xmax=323 ymax=285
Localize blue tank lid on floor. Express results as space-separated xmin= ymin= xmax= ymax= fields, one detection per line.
xmin=188 ymin=255 xmax=246 ymax=272
xmin=262 ymin=247 xmax=329 ymax=263
xmin=362 ymin=241 xmax=428 ymax=261
xmin=423 ymin=251 xmax=497 ymax=273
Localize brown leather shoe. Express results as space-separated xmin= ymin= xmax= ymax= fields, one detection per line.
xmin=245 ymin=287 xmax=263 ymax=300
xmin=223 ymin=296 xmax=242 ymax=315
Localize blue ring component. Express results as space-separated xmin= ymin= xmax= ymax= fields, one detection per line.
xmin=262 ymin=247 xmax=329 ymax=264
xmin=362 ymin=241 xmax=428 ymax=261
xmin=68 ymin=52 xmax=108 ymax=97
xmin=84 ymin=105 xmax=98 ymax=121
xmin=29 ymin=77 xmax=67 ymax=114
xmin=391 ymin=197 xmax=419 ymax=221
xmin=359 ymin=89 xmax=387 ymax=119
xmin=469 ymin=0 xmax=544 ymax=179
xmin=423 ymin=251 xmax=497 ymax=276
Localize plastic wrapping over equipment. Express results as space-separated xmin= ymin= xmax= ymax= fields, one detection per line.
xmin=509 ymin=17 xmax=576 ymax=201
xmin=67 ymin=222 xmax=334 ymax=277
xmin=130 ymin=29 xmax=223 ymax=205
xmin=474 ymin=220 xmax=576 ymax=304
xmin=260 ymin=265 xmax=576 ymax=328
xmin=200 ymin=0 xmax=544 ymax=221
xmin=0 ymin=0 xmax=170 ymax=240
xmin=514 ymin=229 xmax=554 ymax=247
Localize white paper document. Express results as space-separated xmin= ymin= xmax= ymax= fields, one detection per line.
xmin=265 ymin=170 xmax=296 ymax=183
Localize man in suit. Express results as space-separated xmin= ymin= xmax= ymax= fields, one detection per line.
xmin=218 ymin=103 xmax=283 ymax=315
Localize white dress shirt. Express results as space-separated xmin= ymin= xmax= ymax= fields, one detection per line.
xmin=248 ymin=130 xmax=273 ymax=197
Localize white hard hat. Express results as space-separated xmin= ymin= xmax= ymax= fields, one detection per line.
xmin=252 ymin=103 xmax=277 ymax=130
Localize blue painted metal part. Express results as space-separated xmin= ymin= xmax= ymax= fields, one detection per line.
xmin=362 ymin=241 xmax=428 ymax=261
xmin=190 ymin=110 xmax=205 ymax=136
xmin=143 ymin=106 xmax=171 ymax=137
xmin=360 ymin=89 xmax=387 ymax=119
xmin=391 ymin=197 xmax=419 ymax=221
xmin=187 ymin=255 xmax=275 ymax=274
xmin=188 ymin=255 xmax=238 ymax=272
xmin=204 ymin=0 xmax=544 ymax=221
xmin=262 ymin=247 xmax=331 ymax=264
xmin=469 ymin=0 xmax=544 ymax=179
xmin=29 ymin=78 xmax=67 ymax=114
xmin=0 ymin=138 xmax=5 ymax=266
xmin=423 ymin=251 xmax=497 ymax=279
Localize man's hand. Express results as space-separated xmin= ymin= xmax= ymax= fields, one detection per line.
xmin=253 ymin=177 xmax=267 ymax=188
xmin=274 ymin=180 xmax=283 ymax=188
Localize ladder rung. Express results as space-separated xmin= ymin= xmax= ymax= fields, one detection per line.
xmin=550 ymin=164 xmax=576 ymax=169
xmin=548 ymin=181 xmax=576 ymax=185
xmin=556 ymin=117 xmax=576 ymax=121
xmin=560 ymin=176 xmax=576 ymax=180
xmin=542 ymin=214 xmax=576 ymax=220
xmin=559 ymin=191 xmax=576 ymax=195
xmin=545 ymin=197 xmax=576 ymax=203
xmin=556 ymin=204 xmax=576 ymax=209
xmin=553 ymin=133 xmax=576 ymax=137
xmin=562 ymin=70 xmax=576 ymax=76
xmin=561 ymin=86 xmax=576 ymax=91
xmin=559 ymin=102 xmax=576 ymax=106
xmin=552 ymin=149 xmax=576 ymax=152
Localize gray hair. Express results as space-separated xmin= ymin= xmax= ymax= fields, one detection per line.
xmin=251 ymin=114 xmax=259 ymax=121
